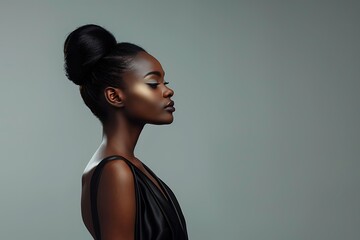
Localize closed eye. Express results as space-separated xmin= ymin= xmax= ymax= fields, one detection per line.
xmin=146 ymin=83 xmax=158 ymax=89
xmin=146 ymin=81 xmax=170 ymax=89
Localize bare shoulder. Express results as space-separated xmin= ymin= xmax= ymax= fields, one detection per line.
xmin=100 ymin=159 xmax=134 ymax=182
xmin=97 ymin=159 xmax=136 ymax=210
xmin=81 ymin=159 xmax=136 ymax=239
xmin=96 ymin=159 xmax=136 ymax=239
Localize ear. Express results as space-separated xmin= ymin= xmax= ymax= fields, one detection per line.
xmin=104 ymin=87 xmax=125 ymax=108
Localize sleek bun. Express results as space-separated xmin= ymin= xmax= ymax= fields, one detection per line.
xmin=63 ymin=24 xmax=146 ymax=122
xmin=64 ymin=24 xmax=117 ymax=85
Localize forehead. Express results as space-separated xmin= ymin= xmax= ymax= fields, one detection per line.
xmin=129 ymin=51 xmax=164 ymax=78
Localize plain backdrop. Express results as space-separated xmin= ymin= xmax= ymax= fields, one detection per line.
xmin=0 ymin=1 xmax=359 ymax=239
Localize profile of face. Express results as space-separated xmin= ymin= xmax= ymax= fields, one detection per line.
xmin=106 ymin=51 xmax=175 ymax=125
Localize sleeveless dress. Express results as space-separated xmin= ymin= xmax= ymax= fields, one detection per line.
xmin=90 ymin=155 xmax=189 ymax=240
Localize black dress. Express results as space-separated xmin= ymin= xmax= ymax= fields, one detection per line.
xmin=90 ymin=155 xmax=188 ymax=240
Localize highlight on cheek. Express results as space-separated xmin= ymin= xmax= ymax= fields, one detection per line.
xmin=132 ymin=82 xmax=156 ymax=101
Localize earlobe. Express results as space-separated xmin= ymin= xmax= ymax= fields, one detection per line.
xmin=104 ymin=87 xmax=125 ymax=107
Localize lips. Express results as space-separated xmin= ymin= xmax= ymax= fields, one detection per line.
xmin=165 ymin=100 xmax=174 ymax=108
xmin=164 ymin=100 xmax=175 ymax=112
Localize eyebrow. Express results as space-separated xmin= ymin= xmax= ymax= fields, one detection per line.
xmin=144 ymin=71 xmax=165 ymax=78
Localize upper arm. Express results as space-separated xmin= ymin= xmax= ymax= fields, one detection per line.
xmin=96 ymin=160 xmax=136 ymax=240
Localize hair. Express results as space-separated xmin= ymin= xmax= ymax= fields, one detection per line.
xmin=63 ymin=24 xmax=146 ymax=122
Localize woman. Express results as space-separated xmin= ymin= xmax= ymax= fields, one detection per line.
xmin=63 ymin=24 xmax=188 ymax=240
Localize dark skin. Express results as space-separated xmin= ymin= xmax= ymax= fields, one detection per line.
xmin=81 ymin=51 xmax=175 ymax=240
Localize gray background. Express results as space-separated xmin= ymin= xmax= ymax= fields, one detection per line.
xmin=0 ymin=0 xmax=359 ymax=239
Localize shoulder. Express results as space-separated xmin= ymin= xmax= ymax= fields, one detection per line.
xmin=100 ymin=159 xmax=133 ymax=180
xmin=96 ymin=159 xmax=136 ymax=239
xmin=83 ymin=158 xmax=133 ymax=185
xmin=97 ymin=159 xmax=135 ymax=194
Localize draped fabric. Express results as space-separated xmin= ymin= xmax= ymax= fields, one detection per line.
xmin=90 ymin=155 xmax=188 ymax=240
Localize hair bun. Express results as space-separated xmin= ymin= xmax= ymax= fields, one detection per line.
xmin=63 ymin=24 xmax=117 ymax=85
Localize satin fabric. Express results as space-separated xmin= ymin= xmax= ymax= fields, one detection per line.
xmin=90 ymin=155 xmax=188 ymax=240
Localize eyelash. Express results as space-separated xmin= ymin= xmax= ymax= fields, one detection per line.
xmin=147 ymin=81 xmax=170 ymax=89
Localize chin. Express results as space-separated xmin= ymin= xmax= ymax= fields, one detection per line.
xmin=149 ymin=116 xmax=174 ymax=125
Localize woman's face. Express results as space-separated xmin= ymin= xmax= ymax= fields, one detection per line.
xmin=120 ymin=51 xmax=175 ymax=125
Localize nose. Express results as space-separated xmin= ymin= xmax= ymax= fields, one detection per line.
xmin=163 ymin=85 xmax=174 ymax=98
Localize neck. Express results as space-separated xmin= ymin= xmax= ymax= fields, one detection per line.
xmin=101 ymin=113 xmax=145 ymax=160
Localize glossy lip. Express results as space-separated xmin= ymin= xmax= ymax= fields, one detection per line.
xmin=164 ymin=100 xmax=174 ymax=108
xmin=164 ymin=100 xmax=175 ymax=112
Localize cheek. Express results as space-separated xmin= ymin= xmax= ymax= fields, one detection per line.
xmin=132 ymin=84 xmax=155 ymax=101
xmin=127 ymin=84 xmax=161 ymax=113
